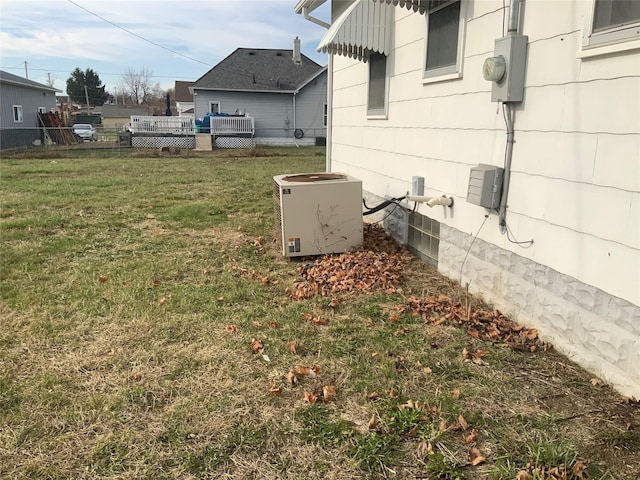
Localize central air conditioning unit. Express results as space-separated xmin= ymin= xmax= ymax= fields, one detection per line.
xmin=273 ymin=173 xmax=363 ymax=257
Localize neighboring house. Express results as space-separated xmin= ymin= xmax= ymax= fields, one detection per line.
xmin=175 ymin=81 xmax=194 ymax=116
xmin=0 ymin=70 xmax=60 ymax=150
xmin=191 ymin=38 xmax=328 ymax=146
xmin=101 ymin=105 xmax=152 ymax=130
xmin=297 ymin=0 xmax=640 ymax=398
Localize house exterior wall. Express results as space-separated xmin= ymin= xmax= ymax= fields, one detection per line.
xmin=328 ymin=1 xmax=640 ymax=397
xmin=0 ymin=82 xmax=56 ymax=150
xmin=195 ymin=90 xmax=296 ymax=138
xmin=194 ymin=73 xmax=327 ymax=143
xmin=102 ymin=117 xmax=130 ymax=130
xmin=295 ymin=71 xmax=328 ymax=140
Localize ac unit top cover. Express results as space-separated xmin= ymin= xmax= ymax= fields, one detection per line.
xmin=275 ymin=172 xmax=357 ymax=185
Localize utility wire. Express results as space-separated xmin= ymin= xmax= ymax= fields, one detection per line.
xmin=459 ymin=214 xmax=490 ymax=284
xmin=66 ymin=0 xmax=213 ymax=67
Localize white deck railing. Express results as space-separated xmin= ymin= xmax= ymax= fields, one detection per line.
xmin=130 ymin=116 xmax=195 ymax=134
xmin=210 ymin=116 xmax=254 ymax=136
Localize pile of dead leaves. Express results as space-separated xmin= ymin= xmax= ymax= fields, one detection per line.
xmin=290 ymin=250 xmax=408 ymax=299
xmin=361 ymin=222 xmax=408 ymax=254
xmin=400 ymin=295 xmax=546 ymax=350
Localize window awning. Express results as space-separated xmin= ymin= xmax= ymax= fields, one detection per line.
xmin=370 ymin=0 xmax=433 ymax=15
xmin=317 ymin=0 xmax=394 ymax=62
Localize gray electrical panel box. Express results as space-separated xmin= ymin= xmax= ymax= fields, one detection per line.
xmin=467 ymin=164 xmax=504 ymax=210
xmin=491 ymin=35 xmax=528 ymax=103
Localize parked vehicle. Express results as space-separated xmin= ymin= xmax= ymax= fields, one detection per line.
xmin=73 ymin=124 xmax=97 ymax=142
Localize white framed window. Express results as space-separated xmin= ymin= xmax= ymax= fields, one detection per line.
xmin=323 ymin=103 xmax=328 ymax=127
xmin=38 ymin=107 xmax=47 ymax=114
xmin=13 ymin=105 xmax=23 ymax=123
xmin=582 ymin=0 xmax=640 ymax=52
xmin=209 ymin=101 xmax=220 ymax=114
xmin=367 ymin=52 xmax=388 ymax=117
xmin=423 ymin=0 xmax=465 ymax=82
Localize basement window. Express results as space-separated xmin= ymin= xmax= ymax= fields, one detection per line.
xmin=407 ymin=212 xmax=440 ymax=267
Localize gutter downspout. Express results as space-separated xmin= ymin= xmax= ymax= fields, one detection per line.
xmin=300 ymin=3 xmax=331 ymax=170
xmin=498 ymin=0 xmax=523 ymax=233
xmin=293 ymin=91 xmax=298 ymax=147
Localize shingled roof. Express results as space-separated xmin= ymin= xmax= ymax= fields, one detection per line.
xmin=192 ymin=48 xmax=324 ymax=93
xmin=174 ymin=81 xmax=194 ymax=102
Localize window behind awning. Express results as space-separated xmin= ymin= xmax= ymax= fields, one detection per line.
xmin=317 ymin=0 xmax=394 ymax=62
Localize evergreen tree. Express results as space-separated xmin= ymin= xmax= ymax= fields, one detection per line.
xmin=66 ymin=68 xmax=109 ymax=106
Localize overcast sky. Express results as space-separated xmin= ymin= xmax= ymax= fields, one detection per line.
xmin=0 ymin=0 xmax=331 ymax=95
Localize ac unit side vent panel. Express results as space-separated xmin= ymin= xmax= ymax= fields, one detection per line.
xmin=273 ymin=173 xmax=363 ymax=257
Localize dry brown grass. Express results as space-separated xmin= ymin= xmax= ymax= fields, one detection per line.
xmin=1 ymin=148 xmax=638 ymax=479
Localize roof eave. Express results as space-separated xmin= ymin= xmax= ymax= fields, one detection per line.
xmin=193 ymin=87 xmax=298 ymax=94
xmin=0 ymin=78 xmax=61 ymax=93
xmin=294 ymin=0 xmax=327 ymax=14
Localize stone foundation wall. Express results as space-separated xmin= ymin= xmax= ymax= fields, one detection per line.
xmin=439 ymin=225 xmax=640 ymax=399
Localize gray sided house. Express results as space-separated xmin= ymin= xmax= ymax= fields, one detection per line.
xmin=0 ymin=70 xmax=60 ymax=150
xmin=191 ymin=41 xmax=327 ymax=146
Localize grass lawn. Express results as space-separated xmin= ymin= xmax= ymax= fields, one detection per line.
xmin=1 ymin=146 xmax=638 ymax=479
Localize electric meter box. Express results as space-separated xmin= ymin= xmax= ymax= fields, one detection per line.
xmin=467 ymin=164 xmax=504 ymax=210
xmin=273 ymin=173 xmax=363 ymax=257
xmin=491 ymin=35 xmax=528 ymax=103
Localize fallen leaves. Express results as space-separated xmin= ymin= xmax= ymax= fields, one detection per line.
xmin=286 ymin=370 xmax=298 ymax=386
xmin=303 ymin=312 xmax=327 ymax=325
xmin=368 ymin=413 xmax=379 ymax=430
xmin=515 ymin=459 xmax=591 ymax=480
xmin=225 ymin=324 xmax=239 ymax=334
xmin=290 ymin=249 xmax=410 ymax=299
xmin=303 ymin=385 xmax=337 ymax=404
xmin=462 ymin=347 xmax=489 ymax=366
xmin=303 ymin=391 xmax=318 ymax=404
xmin=322 ymin=385 xmax=337 ymax=402
xmin=469 ymin=447 xmax=486 ymax=466
xmin=401 ymin=295 xmax=548 ymax=350
xmin=296 ymin=365 xmax=320 ymax=377
xmin=268 ymin=384 xmax=282 ymax=395
xmin=250 ymin=338 xmax=264 ymax=354
xmin=465 ymin=429 xmax=478 ymax=445
xmin=458 ymin=414 xmax=469 ymax=431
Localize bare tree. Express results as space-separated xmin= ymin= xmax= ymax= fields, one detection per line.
xmin=121 ymin=67 xmax=154 ymax=104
